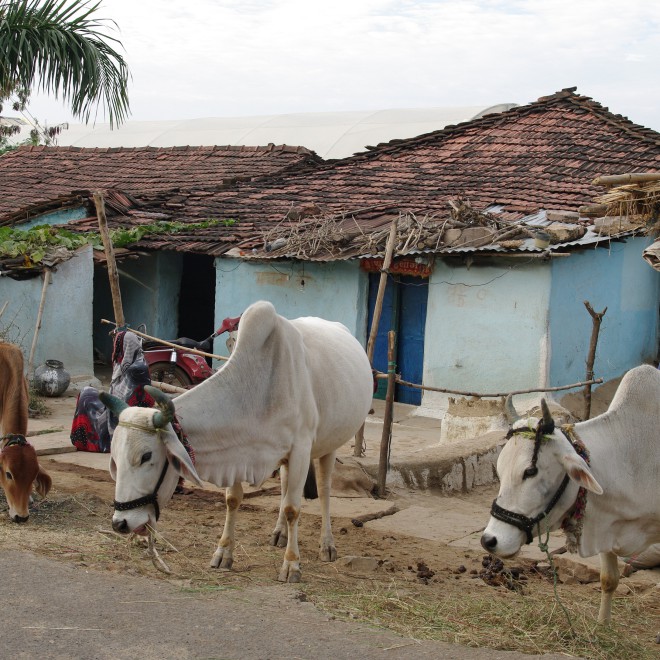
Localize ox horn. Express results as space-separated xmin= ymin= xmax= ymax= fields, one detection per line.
xmin=99 ymin=392 xmax=129 ymax=416
xmin=145 ymin=385 xmax=175 ymax=429
xmin=503 ymin=394 xmax=520 ymax=425
xmin=539 ymin=398 xmax=555 ymax=434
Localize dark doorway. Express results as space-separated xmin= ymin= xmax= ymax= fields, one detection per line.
xmin=178 ymin=254 xmax=216 ymax=341
xmin=367 ymin=273 xmax=428 ymax=405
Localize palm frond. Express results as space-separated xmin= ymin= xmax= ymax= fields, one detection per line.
xmin=0 ymin=0 xmax=131 ymax=126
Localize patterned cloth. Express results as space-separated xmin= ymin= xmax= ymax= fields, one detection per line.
xmin=70 ymin=329 xmax=195 ymax=488
xmin=71 ymin=331 xmax=150 ymax=452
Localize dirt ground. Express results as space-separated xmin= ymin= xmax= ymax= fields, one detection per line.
xmin=3 ymin=458 xmax=658 ymax=660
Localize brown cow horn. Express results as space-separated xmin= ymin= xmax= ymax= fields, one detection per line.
xmin=99 ymin=392 xmax=129 ymax=416
xmin=145 ymin=385 xmax=175 ymax=429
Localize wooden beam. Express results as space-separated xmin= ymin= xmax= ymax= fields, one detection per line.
xmin=27 ymin=268 xmax=51 ymax=375
xmin=94 ymin=191 xmax=125 ymax=328
xmin=592 ymin=173 xmax=660 ymax=187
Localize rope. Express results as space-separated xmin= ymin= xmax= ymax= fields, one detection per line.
xmin=537 ymin=521 xmax=576 ymax=635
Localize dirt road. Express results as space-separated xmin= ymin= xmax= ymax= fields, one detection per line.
xmin=2 ymin=459 xmax=658 ymax=659
xmin=1 ymin=549 xmax=569 ymax=660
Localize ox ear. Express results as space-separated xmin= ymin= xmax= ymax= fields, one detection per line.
xmin=34 ymin=466 xmax=52 ymax=498
xmin=559 ymin=451 xmax=603 ymax=495
xmin=109 ymin=456 xmax=117 ymax=481
xmin=162 ymin=434 xmax=203 ymax=487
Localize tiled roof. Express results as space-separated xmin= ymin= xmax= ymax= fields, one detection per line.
xmin=0 ymin=144 xmax=321 ymax=225
xmin=113 ymin=88 xmax=660 ymax=258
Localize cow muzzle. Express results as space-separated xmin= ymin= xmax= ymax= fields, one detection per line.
xmin=10 ymin=513 xmax=29 ymax=524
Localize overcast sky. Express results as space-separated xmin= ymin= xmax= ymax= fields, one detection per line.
xmin=21 ymin=0 xmax=660 ymax=132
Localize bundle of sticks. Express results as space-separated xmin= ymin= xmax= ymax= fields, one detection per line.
xmin=259 ymin=199 xmax=529 ymax=259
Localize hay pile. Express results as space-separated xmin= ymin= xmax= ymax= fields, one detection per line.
xmin=594 ymin=180 xmax=660 ymax=229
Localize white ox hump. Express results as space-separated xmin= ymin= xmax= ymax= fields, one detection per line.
xmin=173 ymin=301 xmax=373 ymax=488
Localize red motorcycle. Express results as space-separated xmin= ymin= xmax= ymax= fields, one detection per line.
xmin=143 ymin=316 xmax=240 ymax=389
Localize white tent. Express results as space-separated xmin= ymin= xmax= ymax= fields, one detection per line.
xmin=11 ymin=104 xmax=516 ymax=159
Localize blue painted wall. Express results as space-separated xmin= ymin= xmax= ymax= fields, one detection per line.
xmin=420 ymin=258 xmax=551 ymax=416
xmin=93 ymin=252 xmax=183 ymax=361
xmin=549 ymin=237 xmax=659 ymax=385
xmin=213 ymin=258 xmax=368 ymax=358
xmin=18 ymin=207 xmax=88 ymax=231
xmin=0 ymin=246 xmax=94 ymax=377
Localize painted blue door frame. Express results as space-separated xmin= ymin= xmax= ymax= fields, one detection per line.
xmin=367 ymin=273 xmax=428 ymax=405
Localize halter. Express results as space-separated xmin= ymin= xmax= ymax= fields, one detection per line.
xmin=489 ymin=419 xmax=587 ymax=545
xmin=112 ymin=422 xmax=169 ymax=522
xmin=1 ymin=434 xmax=29 ymax=450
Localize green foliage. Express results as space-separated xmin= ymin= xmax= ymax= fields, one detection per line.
xmin=0 ymin=224 xmax=89 ymax=265
xmin=0 ymin=0 xmax=130 ymax=127
xmin=0 ymin=218 xmax=238 ymax=264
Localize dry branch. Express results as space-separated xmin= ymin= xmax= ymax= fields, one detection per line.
xmin=351 ymin=505 xmax=400 ymax=527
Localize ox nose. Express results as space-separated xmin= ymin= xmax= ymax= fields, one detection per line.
xmin=12 ymin=514 xmax=29 ymax=524
xmin=481 ymin=533 xmax=498 ymax=552
xmin=112 ymin=518 xmax=130 ymax=534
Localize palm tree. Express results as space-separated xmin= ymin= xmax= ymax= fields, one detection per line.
xmin=0 ymin=0 xmax=130 ymax=128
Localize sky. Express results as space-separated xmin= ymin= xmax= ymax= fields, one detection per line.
xmin=19 ymin=0 xmax=660 ymax=132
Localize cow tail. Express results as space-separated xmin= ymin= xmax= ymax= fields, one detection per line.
xmin=303 ymin=461 xmax=318 ymax=500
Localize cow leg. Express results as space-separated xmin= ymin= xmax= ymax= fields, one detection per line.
xmin=270 ymin=463 xmax=288 ymax=548
xmin=598 ymin=551 xmax=619 ymax=625
xmin=277 ymin=454 xmax=306 ymax=583
xmin=317 ymin=451 xmax=337 ymax=562
xmin=210 ymin=482 xmax=243 ymax=570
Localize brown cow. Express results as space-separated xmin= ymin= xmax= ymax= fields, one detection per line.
xmin=0 ymin=343 xmax=52 ymax=522
xmin=0 ymin=342 xmax=29 ymax=436
xmin=0 ymin=434 xmax=51 ymax=522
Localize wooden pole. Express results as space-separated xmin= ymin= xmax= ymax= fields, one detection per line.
xmin=583 ymin=301 xmax=607 ymax=420
xmin=94 ymin=191 xmax=125 ymax=328
xmin=27 ymin=268 xmax=51 ymax=375
xmin=101 ymin=319 xmax=229 ymax=362
xmin=148 ymin=380 xmax=188 ymax=395
xmin=354 ymin=217 xmax=399 ymax=457
xmin=377 ymin=331 xmax=396 ymax=498
xmin=592 ymin=173 xmax=660 ymax=187
xmin=366 ymin=218 xmax=398 ymax=362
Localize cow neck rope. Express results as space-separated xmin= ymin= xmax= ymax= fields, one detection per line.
xmin=558 ymin=425 xmax=590 ymax=553
xmin=489 ymin=422 xmax=589 ymax=546
xmin=112 ymin=422 xmax=169 ymax=521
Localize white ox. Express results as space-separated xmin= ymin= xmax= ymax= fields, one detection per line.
xmin=102 ymin=300 xmax=373 ymax=583
xmin=481 ymin=364 xmax=660 ymax=625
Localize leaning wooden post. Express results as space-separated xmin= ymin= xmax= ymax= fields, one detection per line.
xmin=366 ymin=218 xmax=399 ymax=362
xmin=354 ymin=217 xmax=399 ymax=457
xmin=94 ymin=191 xmax=125 ymax=328
xmin=27 ymin=267 xmax=51 ymax=376
xmin=377 ymin=331 xmax=396 ymax=498
xmin=583 ymin=301 xmax=607 ymax=420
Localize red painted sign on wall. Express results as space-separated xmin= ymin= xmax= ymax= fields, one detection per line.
xmin=360 ymin=257 xmax=433 ymax=278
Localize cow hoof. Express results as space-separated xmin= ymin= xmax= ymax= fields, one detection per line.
xmin=278 ymin=568 xmax=302 ymax=583
xmin=210 ymin=551 xmax=233 ymax=570
xmin=270 ymin=531 xmax=288 ymax=548
xmin=319 ymin=545 xmax=337 ymax=562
